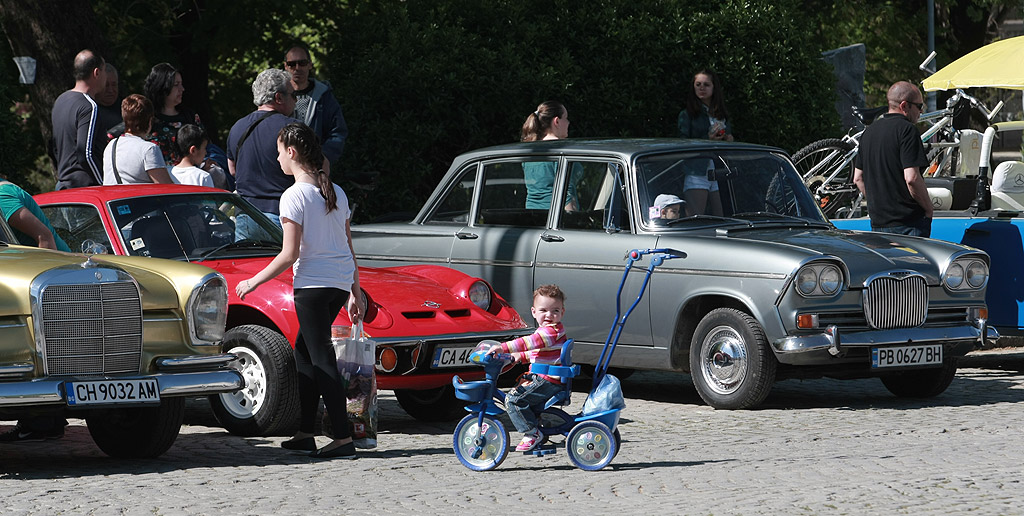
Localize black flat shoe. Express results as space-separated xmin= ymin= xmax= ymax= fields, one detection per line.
xmin=281 ymin=437 xmax=316 ymax=451
xmin=309 ymin=442 xmax=357 ymax=460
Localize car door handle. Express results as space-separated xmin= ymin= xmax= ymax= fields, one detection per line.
xmin=540 ymin=234 xmax=564 ymax=242
xmin=456 ymin=231 xmax=478 ymax=240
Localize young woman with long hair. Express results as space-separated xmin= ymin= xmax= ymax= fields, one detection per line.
xmin=236 ymin=122 xmax=364 ymax=459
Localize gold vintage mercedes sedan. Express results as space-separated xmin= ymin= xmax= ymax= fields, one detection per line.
xmin=0 ymin=212 xmax=242 ymax=458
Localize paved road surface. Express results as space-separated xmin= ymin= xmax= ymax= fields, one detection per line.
xmin=2 ymin=348 xmax=1023 ymax=515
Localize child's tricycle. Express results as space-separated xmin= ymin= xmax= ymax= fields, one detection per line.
xmin=451 ymin=248 xmax=684 ymax=471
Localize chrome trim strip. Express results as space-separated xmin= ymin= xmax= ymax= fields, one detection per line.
xmin=0 ymin=363 xmax=35 ymax=376
xmin=356 ymin=254 xmax=449 ymax=264
xmin=450 ymin=258 xmax=534 ymax=267
xmin=0 ymin=321 xmax=27 ymax=329
xmin=145 ymin=316 xmax=184 ymax=322
xmin=0 ymin=370 xmax=244 ymax=407
xmin=155 ymin=353 xmax=237 ymax=369
xmin=369 ymin=328 xmax=534 ymax=346
xmin=535 ymin=261 xmax=786 ymax=278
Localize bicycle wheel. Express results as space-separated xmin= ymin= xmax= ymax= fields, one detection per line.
xmin=453 ymin=414 xmax=509 ymax=471
xmin=792 ymin=138 xmax=856 ymax=183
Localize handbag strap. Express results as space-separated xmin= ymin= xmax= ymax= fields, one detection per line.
xmin=111 ymin=136 xmax=124 ymax=185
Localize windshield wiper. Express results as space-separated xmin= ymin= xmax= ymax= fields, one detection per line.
xmin=731 ymin=211 xmax=831 ymax=226
xmin=198 ymin=239 xmax=281 ymax=260
xmin=664 ymin=214 xmax=752 ymax=226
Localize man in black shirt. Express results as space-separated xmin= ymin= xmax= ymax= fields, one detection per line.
xmin=51 ymin=49 xmax=108 ymax=190
xmin=853 ymin=81 xmax=932 ymax=237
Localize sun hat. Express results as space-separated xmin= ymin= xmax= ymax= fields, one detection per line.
xmin=649 ymin=194 xmax=685 ymax=219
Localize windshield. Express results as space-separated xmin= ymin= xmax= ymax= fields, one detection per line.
xmin=637 ymin=150 xmax=827 ymax=228
xmin=109 ymin=193 xmax=283 ymax=260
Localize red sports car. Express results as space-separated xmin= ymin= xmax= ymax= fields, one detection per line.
xmin=36 ymin=185 xmax=528 ymax=436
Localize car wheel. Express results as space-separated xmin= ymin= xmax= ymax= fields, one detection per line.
xmin=395 ymin=384 xmax=468 ymax=422
xmin=86 ymin=397 xmax=184 ymax=458
xmin=209 ymin=324 xmax=300 ymax=436
xmin=689 ymin=308 xmax=777 ymax=409
xmin=881 ymin=357 xmax=958 ymax=398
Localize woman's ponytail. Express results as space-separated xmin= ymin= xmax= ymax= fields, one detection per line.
xmin=278 ymin=122 xmax=338 ymax=213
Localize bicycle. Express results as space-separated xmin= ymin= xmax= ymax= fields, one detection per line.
xmin=793 ymin=52 xmax=1003 ymax=218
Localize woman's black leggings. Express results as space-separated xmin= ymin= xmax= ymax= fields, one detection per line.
xmin=292 ymin=287 xmax=351 ymax=438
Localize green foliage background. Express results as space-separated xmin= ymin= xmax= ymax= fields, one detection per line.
xmin=327 ymin=0 xmax=838 ymax=220
xmin=3 ymin=0 xmax=1017 ymax=222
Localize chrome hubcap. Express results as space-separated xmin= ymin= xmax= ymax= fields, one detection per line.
xmin=701 ymin=325 xmax=748 ymax=395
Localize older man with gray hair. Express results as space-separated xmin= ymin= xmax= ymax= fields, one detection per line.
xmin=226 ymin=68 xmax=298 ymax=226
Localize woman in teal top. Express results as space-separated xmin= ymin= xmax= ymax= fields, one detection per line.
xmin=0 ymin=175 xmax=71 ymax=252
xmin=521 ymin=101 xmax=581 ymax=210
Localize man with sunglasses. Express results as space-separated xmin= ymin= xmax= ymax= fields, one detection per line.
xmin=853 ymin=81 xmax=932 ymax=237
xmin=284 ymin=44 xmax=348 ymax=169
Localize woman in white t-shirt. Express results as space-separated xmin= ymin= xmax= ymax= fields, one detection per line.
xmin=102 ymin=94 xmax=173 ymax=185
xmin=235 ymin=122 xmax=364 ymax=460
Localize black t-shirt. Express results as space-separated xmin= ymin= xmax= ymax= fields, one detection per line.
xmin=854 ymin=113 xmax=929 ymax=227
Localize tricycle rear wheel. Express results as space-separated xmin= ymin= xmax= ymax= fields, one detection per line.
xmin=566 ymin=420 xmax=617 ymax=471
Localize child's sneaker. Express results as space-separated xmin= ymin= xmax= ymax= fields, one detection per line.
xmin=515 ymin=429 xmax=542 ymax=452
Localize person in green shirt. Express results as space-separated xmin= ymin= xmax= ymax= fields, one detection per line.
xmin=0 ymin=175 xmax=71 ymax=252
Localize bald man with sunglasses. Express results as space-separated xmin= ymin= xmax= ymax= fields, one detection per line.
xmin=853 ymin=81 xmax=932 ymax=237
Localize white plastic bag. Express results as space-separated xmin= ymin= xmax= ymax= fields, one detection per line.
xmin=332 ymin=322 xmax=378 ymax=447
xmin=582 ymin=374 xmax=626 ymax=416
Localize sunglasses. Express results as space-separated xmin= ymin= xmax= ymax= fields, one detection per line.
xmin=285 ymin=59 xmax=310 ymax=68
xmin=908 ymin=101 xmax=924 ymax=111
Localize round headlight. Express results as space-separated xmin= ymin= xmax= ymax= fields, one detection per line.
xmin=945 ymin=262 xmax=964 ymax=289
xmin=819 ymin=266 xmax=842 ymax=295
xmin=468 ymin=281 xmax=491 ymax=310
xmin=796 ymin=267 xmax=818 ymax=295
xmin=966 ymin=261 xmax=988 ymax=288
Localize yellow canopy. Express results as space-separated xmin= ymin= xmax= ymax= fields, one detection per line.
xmin=922 ymin=35 xmax=1024 ymax=91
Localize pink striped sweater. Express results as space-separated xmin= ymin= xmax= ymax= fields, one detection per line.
xmin=499 ymin=323 xmax=566 ymax=383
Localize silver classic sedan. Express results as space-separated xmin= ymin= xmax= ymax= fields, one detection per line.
xmin=352 ymin=138 xmax=997 ymax=409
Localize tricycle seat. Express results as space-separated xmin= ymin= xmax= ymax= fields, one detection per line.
xmin=527 ymin=339 xmax=577 ymax=410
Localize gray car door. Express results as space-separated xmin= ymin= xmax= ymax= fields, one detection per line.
xmin=447 ymin=159 xmax=554 ymax=318
xmin=533 ymin=160 xmax=658 ymax=360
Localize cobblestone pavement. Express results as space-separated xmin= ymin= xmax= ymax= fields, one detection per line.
xmin=2 ymin=348 xmax=1023 ymax=515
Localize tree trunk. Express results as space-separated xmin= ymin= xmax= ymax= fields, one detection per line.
xmin=0 ymin=0 xmax=108 ymax=153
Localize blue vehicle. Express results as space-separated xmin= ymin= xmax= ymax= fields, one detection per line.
xmin=451 ymin=248 xmax=683 ymax=471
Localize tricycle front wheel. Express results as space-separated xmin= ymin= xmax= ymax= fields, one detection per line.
xmin=453 ymin=414 xmax=509 ymax=471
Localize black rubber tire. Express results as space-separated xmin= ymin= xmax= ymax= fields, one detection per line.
xmin=86 ymin=397 xmax=185 ymax=458
xmin=395 ymin=384 xmax=468 ymax=422
xmin=689 ymin=308 xmax=777 ymax=409
xmin=792 ymin=138 xmax=855 ymax=182
xmin=209 ymin=324 xmax=300 ymax=436
xmin=881 ymin=357 xmax=958 ymax=398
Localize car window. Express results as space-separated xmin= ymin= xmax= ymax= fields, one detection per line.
xmin=559 ymin=161 xmax=630 ymax=232
xmin=109 ymin=194 xmax=281 ymax=260
xmin=425 ymin=164 xmax=476 ymax=225
xmin=41 ymin=204 xmax=112 ymax=253
xmin=637 ymin=151 xmax=825 ymax=226
xmin=476 ymin=161 xmax=554 ymax=227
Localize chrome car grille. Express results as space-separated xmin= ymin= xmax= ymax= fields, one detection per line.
xmin=863 ymin=275 xmax=928 ymax=329
xmin=41 ymin=281 xmax=143 ymax=375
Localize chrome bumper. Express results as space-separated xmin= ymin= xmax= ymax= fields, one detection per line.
xmin=772 ymin=319 xmax=999 ymax=357
xmin=0 ymin=369 xmax=244 ymax=407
